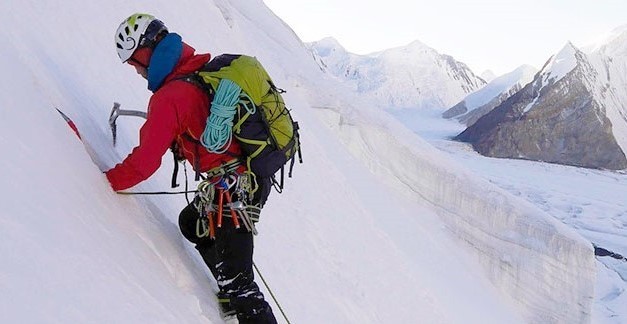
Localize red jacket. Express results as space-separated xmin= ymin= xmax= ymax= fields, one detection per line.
xmin=106 ymin=44 xmax=243 ymax=191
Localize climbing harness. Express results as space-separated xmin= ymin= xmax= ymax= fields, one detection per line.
xmin=194 ymin=173 xmax=260 ymax=239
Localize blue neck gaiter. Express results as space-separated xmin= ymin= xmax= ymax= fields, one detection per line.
xmin=147 ymin=33 xmax=183 ymax=92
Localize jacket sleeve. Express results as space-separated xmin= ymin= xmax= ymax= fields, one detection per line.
xmin=105 ymin=95 xmax=180 ymax=191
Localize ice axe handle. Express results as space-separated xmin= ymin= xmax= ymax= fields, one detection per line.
xmin=117 ymin=109 xmax=147 ymax=119
xmin=109 ymin=102 xmax=121 ymax=146
xmin=108 ymin=102 xmax=147 ymax=146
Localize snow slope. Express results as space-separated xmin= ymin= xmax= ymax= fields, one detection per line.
xmin=0 ymin=0 xmax=597 ymax=323
xmin=591 ymin=26 xmax=627 ymax=158
xmin=443 ymin=64 xmax=537 ymax=123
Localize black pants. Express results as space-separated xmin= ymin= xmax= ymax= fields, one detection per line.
xmin=178 ymin=178 xmax=277 ymax=324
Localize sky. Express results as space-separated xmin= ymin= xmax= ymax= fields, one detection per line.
xmin=263 ymin=0 xmax=627 ymax=75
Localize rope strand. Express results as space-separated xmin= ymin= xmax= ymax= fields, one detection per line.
xmin=116 ymin=190 xmax=198 ymax=195
xmin=201 ymin=79 xmax=241 ymax=153
xmin=253 ymin=262 xmax=291 ymax=324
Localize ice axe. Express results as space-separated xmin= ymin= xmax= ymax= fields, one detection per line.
xmin=108 ymin=102 xmax=147 ymax=146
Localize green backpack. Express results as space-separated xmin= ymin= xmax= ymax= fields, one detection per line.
xmin=186 ymin=54 xmax=302 ymax=191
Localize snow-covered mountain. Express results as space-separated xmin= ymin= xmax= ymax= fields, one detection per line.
xmin=308 ymin=37 xmax=486 ymax=110
xmin=0 ymin=1 xmax=600 ymax=323
xmin=456 ymin=36 xmax=627 ymax=170
xmin=443 ymin=65 xmax=537 ymax=126
xmin=480 ymin=70 xmax=497 ymax=83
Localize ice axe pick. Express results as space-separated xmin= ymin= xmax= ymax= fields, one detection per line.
xmin=108 ymin=102 xmax=147 ymax=146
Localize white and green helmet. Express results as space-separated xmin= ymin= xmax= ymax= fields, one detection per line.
xmin=115 ymin=13 xmax=168 ymax=63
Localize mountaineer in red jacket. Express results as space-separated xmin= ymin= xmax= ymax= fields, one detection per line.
xmin=107 ymin=13 xmax=277 ymax=324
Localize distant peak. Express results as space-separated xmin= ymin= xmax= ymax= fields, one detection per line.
xmin=481 ymin=70 xmax=496 ymax=82
xmin=589 ymin=24 xmax=627 ymax=55
xmin=538 ymin=42 xmax=580 ymax=84
xmin=381 ymin=39 xmax=436 ymax=57
xmin=317 ymin=37 xmax=343 ymax=46
xmin=602 ymin=24 xmax=627 ymax=45
xmin=310 ymin=37 xmax=346 ymax=51
xmin=503 ymin=64 xmax=538 ymax=83
xmin=553 ymin=42 xmax=580 ymax=63
xmin=563 ymin=41 xmax=577 ymax=51
xmin=399 ymin=39 xmax=434 ymax=53
xmin=513 ymin=64 xmax=538 ymax=75
xmin=308 ymin=37 xmax=348 ymax=57
xmin=407 ymin=39 xmax=428 ymax=48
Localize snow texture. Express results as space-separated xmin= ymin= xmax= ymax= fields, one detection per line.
xmin=0 ymin=1 xmax=606 ymax=323
xmin=590 ymin=27 xmax=627 ymax=157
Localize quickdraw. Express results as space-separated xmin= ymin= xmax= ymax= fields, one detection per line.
xmin=195 ymin=173 xmax=259 ymax=239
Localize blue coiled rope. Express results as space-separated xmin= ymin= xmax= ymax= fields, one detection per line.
xmin=201 ymin=78 xmax=257 ymax=153
xmin=201 ymin=79 xmax=239 ymax=153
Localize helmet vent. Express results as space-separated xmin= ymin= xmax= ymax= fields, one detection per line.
xmin=115 ymin=13 xmax=163 ymax=63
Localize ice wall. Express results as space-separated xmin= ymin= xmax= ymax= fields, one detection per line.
xmin=311 ymin=97 xmax=597 ymax=323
